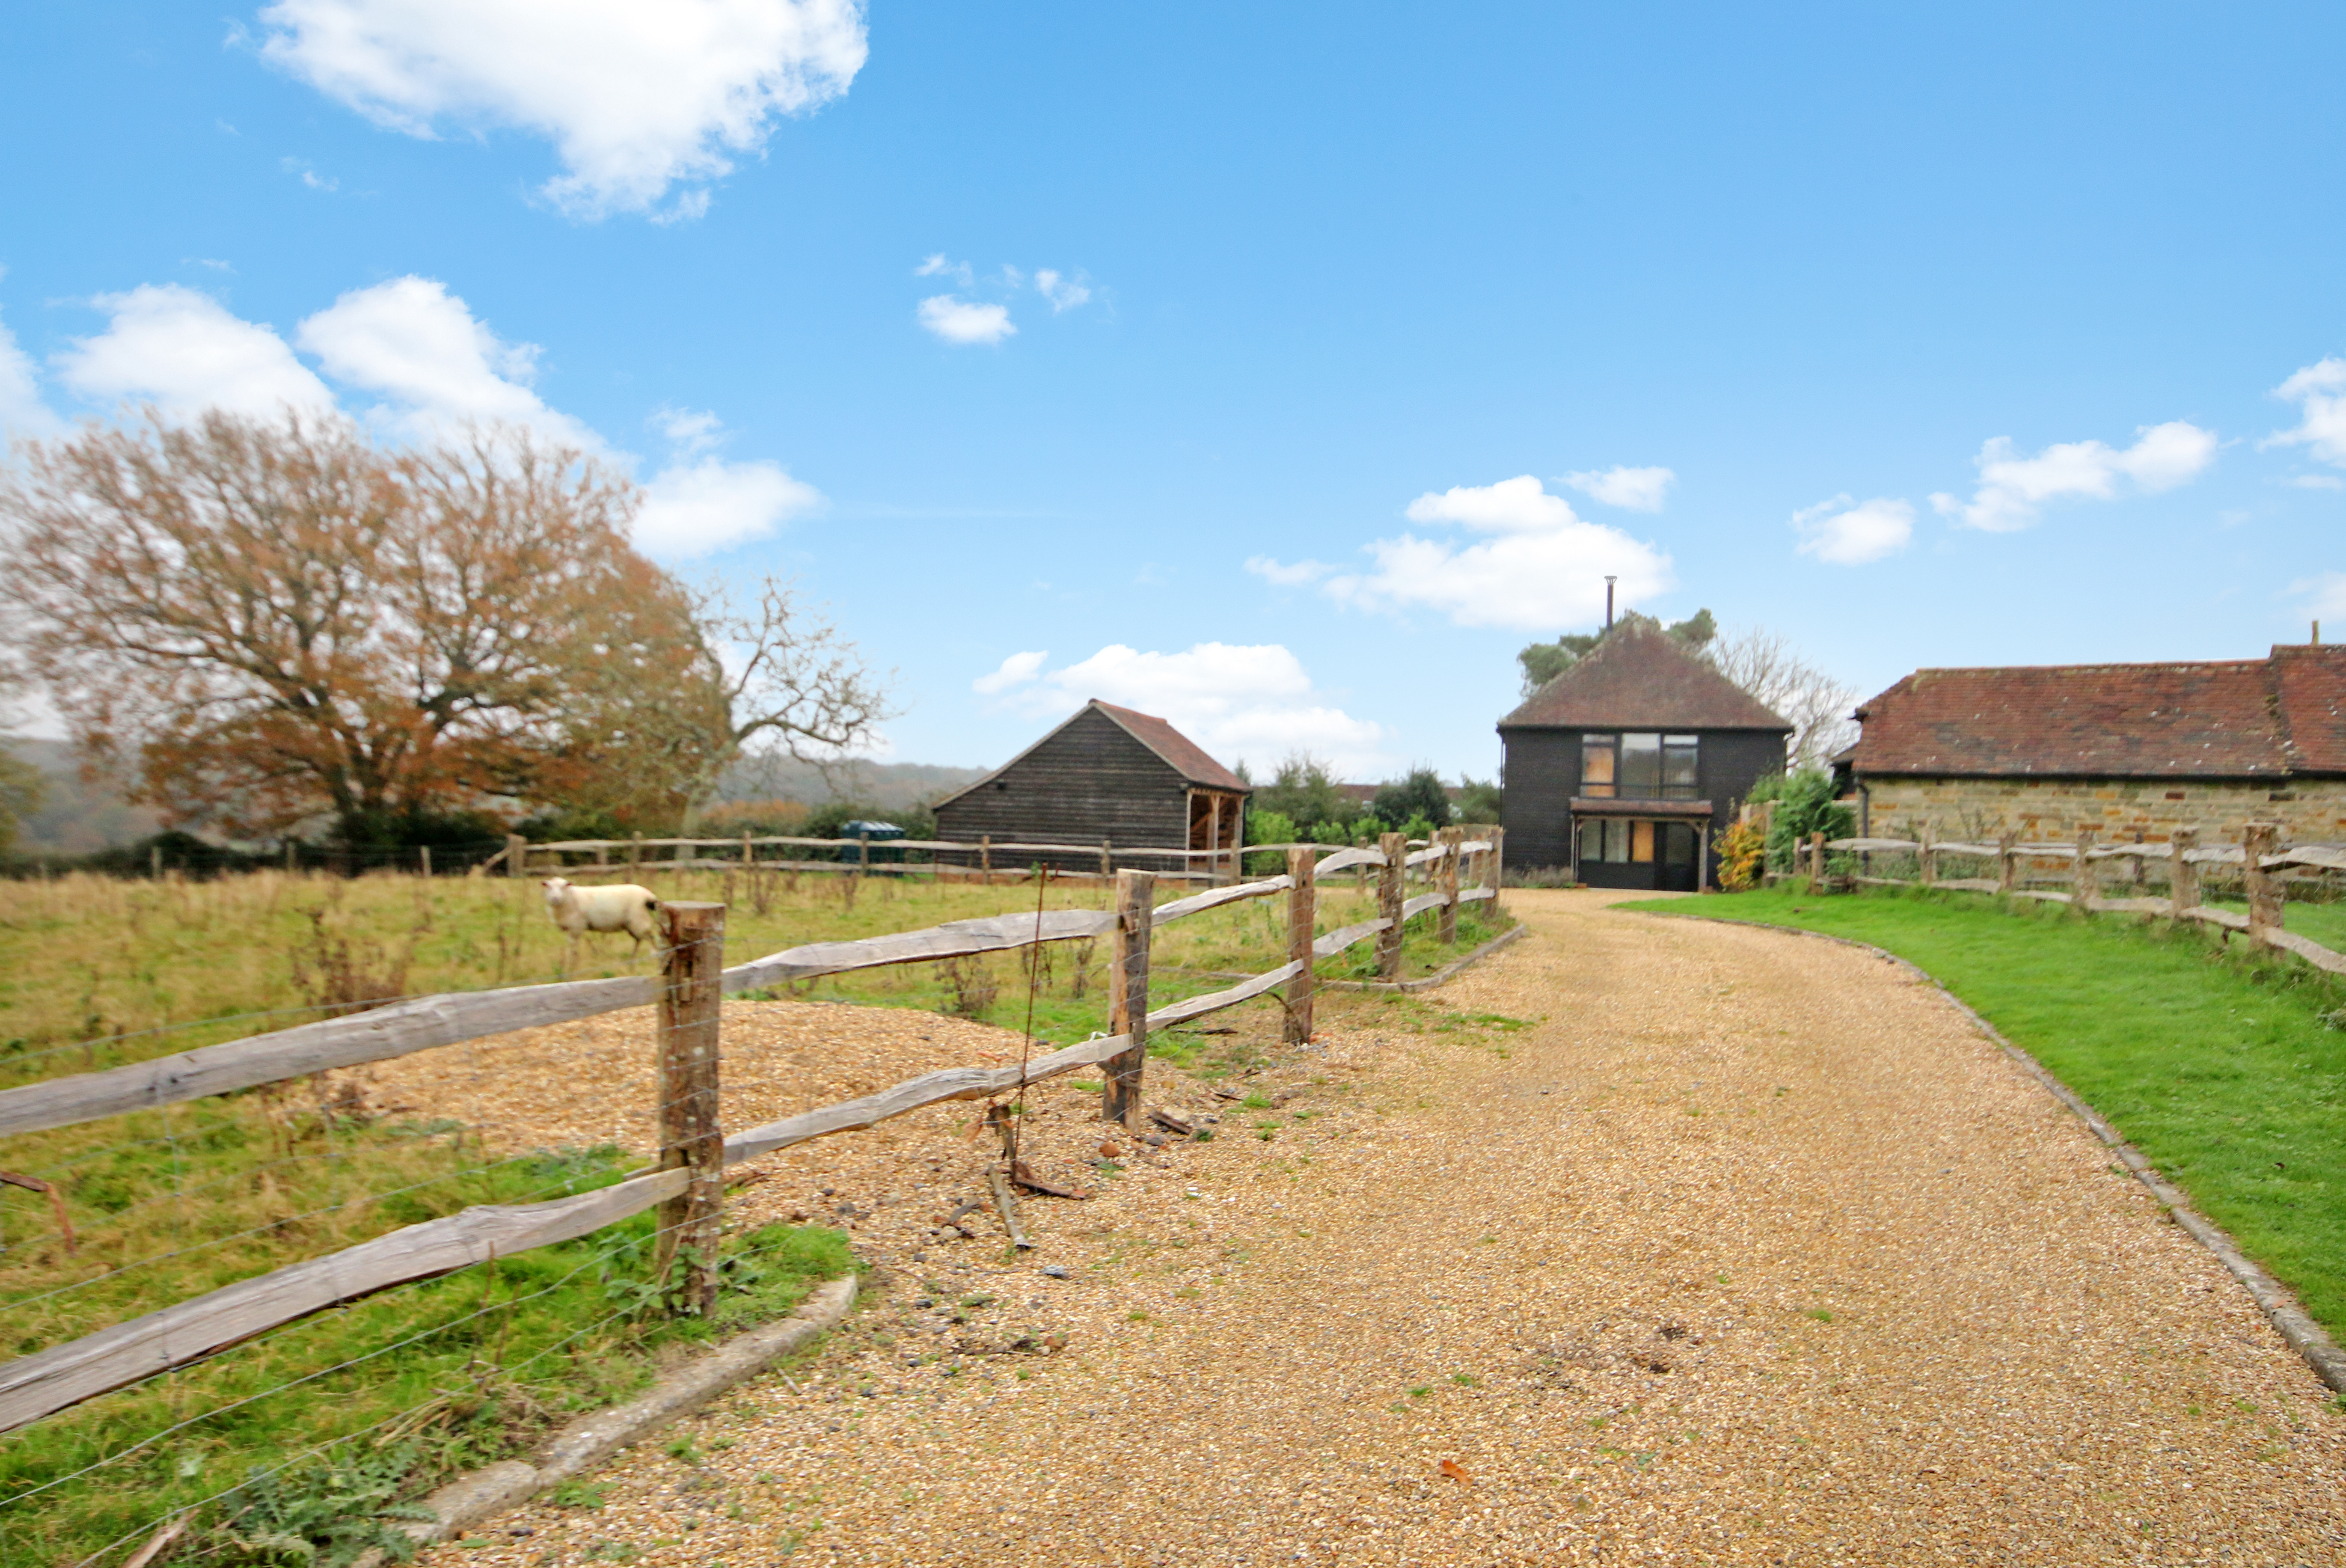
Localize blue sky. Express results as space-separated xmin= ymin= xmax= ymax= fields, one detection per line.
xmin=5 ymin=3 xmax=2344 ymax=782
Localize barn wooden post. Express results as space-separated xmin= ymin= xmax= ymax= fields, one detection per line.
xmin=1696 ymin=822 xmax=1709 ymax=893
xmin=1284 ymin=847 xmax=1317 ymax=1044
xmin=1437 ymin=827 xmax=1462 ymax=944
xmin=655 ymin=901 xmax=725 ymax=1317
xmin=2168 ymin=827 xmax=2200 ymax=915
xmin=1997 ymin=830 xmax=2017 ymax=896
xmin=1208 ymin=795 xmax=1224 ymax=886
xmin=1102 ymin=870 xmax=1155 ymax=1127
xmin=2072 ymin=825 xmax=2098 ymax=912
xmin=1916 ymin=827 xmax=1935 ymax=889
xmin=1376 ymin=832 xmax=1405 ymax=979
xmin=2243 ymin=822 xmax=2283 ymax=944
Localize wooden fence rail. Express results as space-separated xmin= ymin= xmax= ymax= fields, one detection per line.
xmin=0 ymin=835 xmax=1510 ymax=1433
xmin=1788 ymin=823 xmax=2346 ymax=980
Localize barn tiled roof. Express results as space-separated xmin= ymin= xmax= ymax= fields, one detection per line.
xmin=1848 ymin=644 xmax=2346 ymax=779
xmin=1499 ymin=618 xmax=1791 ymax=731
xmin=1092 ymin=701 xmax=1251 ymax=791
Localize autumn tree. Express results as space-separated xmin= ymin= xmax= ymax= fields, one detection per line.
xmin=0 ymin=412 xmax=885 ymax=844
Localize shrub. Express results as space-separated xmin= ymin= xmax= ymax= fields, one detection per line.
xmin=1717 ymin=819 xmax=1766 ymax=891
xmin=1746 ymin=769 xmax=1853 ymax=870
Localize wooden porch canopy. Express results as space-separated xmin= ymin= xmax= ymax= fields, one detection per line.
xmin=1569 ymin=798 xmax=1716 ymax=818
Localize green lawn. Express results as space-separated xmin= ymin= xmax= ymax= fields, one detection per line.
xmin=1619 ymin=886 xmax=2346 ymax=1336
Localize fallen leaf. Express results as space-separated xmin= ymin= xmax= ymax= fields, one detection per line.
xmin=1098 ymin=1142 xmax=1123 ymax=1158
xmin=1439 ymin=1460 xmax=1473 ymax=1485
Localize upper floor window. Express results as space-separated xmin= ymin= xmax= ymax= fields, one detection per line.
xmin=1580 ymin=734 xmax=1616 ymax=797
xmin=1580 ymin=732 xmax=1700 ymax=799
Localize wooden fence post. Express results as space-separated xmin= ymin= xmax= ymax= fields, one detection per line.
xmin=980 ymin=834 xmax=992 ymax=882
xmin=655 ymin=901 xmax=726 ymax=1317
xmin=2244 ymin=823 xmax=2283 ymax=944
xmin=1808 ymin=831 xmax=1827 ymax=894
xmin=1997 ymin=830 xmax=2017 ymax=896
xmin=1916 ymin=827 xmax=1935 ymax=889
xmin=285 ymin=840 xmax=297 ymax=874
xmin=742 ymin=832 xmax=753 ymax=870
xmin=1099 ymin=838 xmax=1113 ymax=879
xmin=628 ymin=832 xmax=641 ymax=872
xmin=1285 ymin=847 xmax=1316 ymax=1044
xmin=1437 ymin=827 xmax=1462 ymax=944
xmin=1376 ymin=832 xmax=1405 ymax=979
xmin=1102 ymin=870 xmax=1155 ymax=1127
xmin=1489 ymin=826 xmax=1507 ymax=913
xmin=2169 ymin=826 xmax=2200 ymax=915
xmin=2072 ymin=825 xmax=2098 ymax=912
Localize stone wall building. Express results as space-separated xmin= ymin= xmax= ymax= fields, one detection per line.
xmin=1841 ymin=642 xmax=2346 ymax=846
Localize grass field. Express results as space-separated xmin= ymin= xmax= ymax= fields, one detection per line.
xmin=0 ymin=867 xmax=1504 ymax=1567
xmin=1619 ymin=885 xmax=2346 ymax=1338
xmin=0 ymin=864 xmax=1493 ymax=1078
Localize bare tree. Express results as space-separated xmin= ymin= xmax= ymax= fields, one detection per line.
xmin=1708 ymin=626 xmax=1859 ymax=771
xmin=679 ymin=579 xmax=894 ymax=821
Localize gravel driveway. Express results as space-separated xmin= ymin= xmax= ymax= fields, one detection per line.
xmin=431 ymin=889 xmax=2345 ymax=1567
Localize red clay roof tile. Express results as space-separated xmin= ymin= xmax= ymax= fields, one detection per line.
xmin=1850 ymin=645 xmax=2346 ymax=779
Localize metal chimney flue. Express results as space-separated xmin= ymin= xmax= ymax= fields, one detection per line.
xmin=1604 ymin=576 xmax=1617 ymax=629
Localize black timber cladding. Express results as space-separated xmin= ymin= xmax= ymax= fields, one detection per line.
xmin=932 ymin=704 xmax=1241 ymax=868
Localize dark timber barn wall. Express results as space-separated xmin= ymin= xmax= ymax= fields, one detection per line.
xmin=932 ymin=701 xmax=1248 ymax=873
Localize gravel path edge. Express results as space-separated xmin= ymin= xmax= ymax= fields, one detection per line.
xmin=357 ymin=1274 xmax=860 ymax=1563
xmin=1639 ymin=906 xmax=2346 ymax=1397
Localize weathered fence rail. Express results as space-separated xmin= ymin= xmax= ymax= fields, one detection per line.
xmin=1776 ymin=822 xmax=2346 ymax=978
xmin=1 ymin=830 xmax=1508 ymax=1433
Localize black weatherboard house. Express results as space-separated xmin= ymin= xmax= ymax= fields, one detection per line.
xmin=1498 ymin=618 xmax=1791 ymax=891
xmin=932 ymin=700 xmax=1250 ymax=873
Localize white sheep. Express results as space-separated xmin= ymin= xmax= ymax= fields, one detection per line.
xmin=541 ymin=877 xmax=662 ymax=967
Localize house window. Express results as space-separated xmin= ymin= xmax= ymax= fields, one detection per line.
xmin=1580 ymin=734 xmax=1616 ymax=798
xmin=1620 ymin=733 xmax=1661 ymax=796
xmin=1578 ymin=818 xmax=1633 ymax=862
xmin=1662 ymin=736 xmax=1699 ymax=799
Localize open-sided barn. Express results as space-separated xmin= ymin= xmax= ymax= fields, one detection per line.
xmin=932 ymin=700 xmax=1250 ymax=875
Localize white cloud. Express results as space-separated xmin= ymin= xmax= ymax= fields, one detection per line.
xmin=1244 ymin=555 xmax=1335 ymax=587
xmin=971 ymin=650 xmax=1048 ymax=695
xmin=1930 ymin=420 xmax=2218 ymax=532
xmin=258 ymin=0 xmax=868 ymax=220
xmin=2290 ymin=473 xmax=2345 ymax=490
xmin=2290 ymin=571 xmax=2346 ymax=622
xmin=1290 ymin=475 xmax=1672 ymax=632
xmin=1034 ymin=268 xmax=1091 ymax=313
xmin=633 ymin=452 xmax=820 ymax=557
xmin=918 ymin=295 xmax=1015 ymax=346
xmin=915 ymin=253 xmax=973 ymax=287
xmin=295 ymin=275 xmax=596 ymax=445
xmin=977 ymin=642 xmax=1390 ymax=776
xmin=281 ymin=156 xmax=339 ymax=192
xmin=0 ymin=307 xmax=63 ymax=437
xmin=1791 ymin=493 xmax=1914 ymax=565
xmin=54 ymin=284 xmax=335 ymax=420
xmin=653 ymin=406 xmax=725 ymax=455
xmin=1562 ymin=464 xmax=1675 ymax=512
xmin=2267 ymin=357 xmax=2346 ymax=466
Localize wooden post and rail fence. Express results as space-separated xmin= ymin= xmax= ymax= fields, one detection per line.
xmin=1776 ymin=822 xmax=2346 ymax=977
xmin=0 ymin=832 xmax=1506 ymax=1435
xmin=476 ymin=826 xmax=1503 ymax=889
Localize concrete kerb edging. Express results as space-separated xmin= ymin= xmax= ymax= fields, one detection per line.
xmin=1641 ymin=909 xmax=2346 ymax=1399
xmin=353 ymin=1275 xmax=858 ymax=1565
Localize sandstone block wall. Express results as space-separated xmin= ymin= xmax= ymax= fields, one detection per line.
xmin=1856 ymin=776 xmax=2346 ymax=846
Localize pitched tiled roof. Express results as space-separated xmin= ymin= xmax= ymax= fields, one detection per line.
xmin=1499 ymin=618 xmax=1791 ymax=731
xmin=1848 ymin=645 xmax=2346 ymax=779
xmin=1092 ymin=701 xmax=1251 ymax=792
